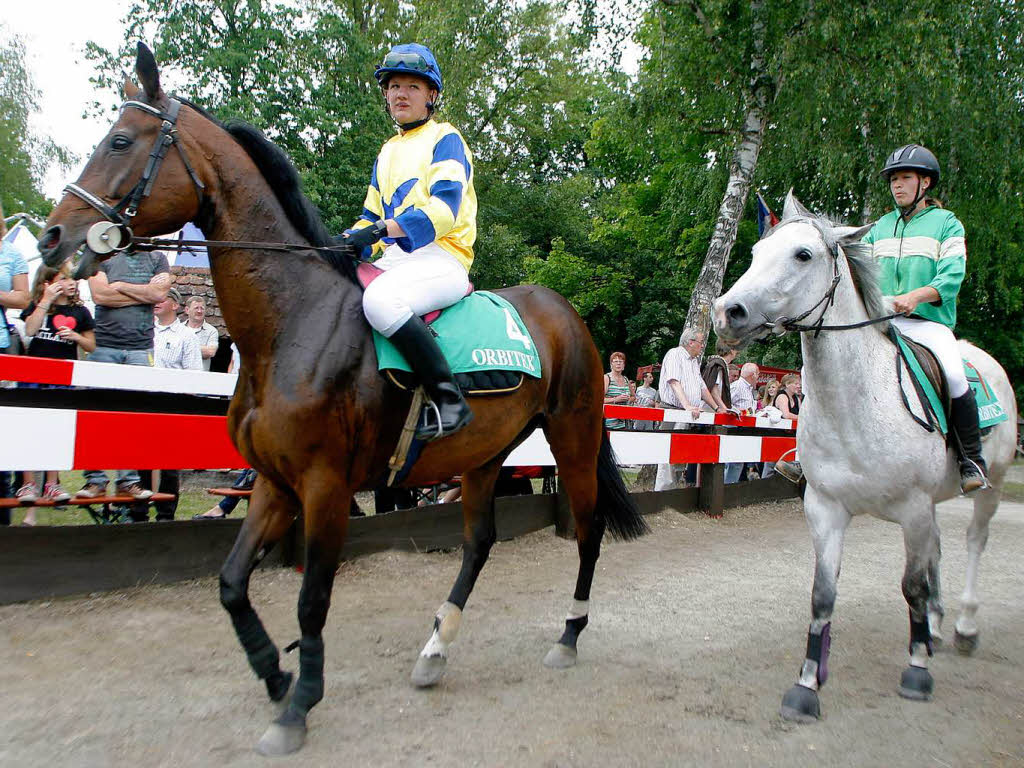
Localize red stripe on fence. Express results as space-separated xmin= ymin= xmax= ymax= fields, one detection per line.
xmin=73 ymin=411 xmax=248 ymax=469
xmin=0 ymin=355 xmax=74 ymax=386
xmin=760 ymin=436 xmax=797 ymax=462
xmin=669 ymin=433 xmax=720 ymax=463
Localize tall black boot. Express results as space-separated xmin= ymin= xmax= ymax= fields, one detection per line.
xmin=950 ymin=388 xmax=988 ymax=493
xmin=387 ymin=316 xmax=474 ymax=441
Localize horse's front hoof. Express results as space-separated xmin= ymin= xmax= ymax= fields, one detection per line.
xmin=256 ymin=717 xmax=307 ymax=756
xmin=898 ymin=666 xmax=934 ymax=701
xmin=411 ymin=654 xmax=447 ymax=688
xmin=543 ymin=643 xmax=578 ymax=669
xmin=954 ymin=629 xmax=979 ymax=655
xmin=780 ymin=684 xmax=821 ymax=723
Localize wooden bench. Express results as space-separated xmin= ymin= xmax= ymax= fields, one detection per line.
xmin=0 ymin=493 xmax=178 ymax=524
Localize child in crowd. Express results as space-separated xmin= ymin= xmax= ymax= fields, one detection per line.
xmin=16 ymin=266 xmax=96 ymax=524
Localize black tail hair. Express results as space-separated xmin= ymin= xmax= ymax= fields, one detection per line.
xmin=224 ymin=121 xmax=357 ymax=284
xmin=594 ymin=431 xmax=649 ymax=540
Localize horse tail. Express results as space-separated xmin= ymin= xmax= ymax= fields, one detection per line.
xmin=594 ymin=430 xmax=650 ymax=540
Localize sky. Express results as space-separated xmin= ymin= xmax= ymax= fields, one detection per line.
xmin=4 ymin=0 xmax=136 ymax=200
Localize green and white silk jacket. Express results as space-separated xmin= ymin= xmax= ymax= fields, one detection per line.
xmin=862 ymin=205 xmax=966 ymax=329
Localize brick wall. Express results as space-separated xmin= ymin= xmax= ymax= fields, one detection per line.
xmin=170 ymin=266 xmax=226 ymax=336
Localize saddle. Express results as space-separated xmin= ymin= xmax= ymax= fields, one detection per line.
xmin=356 ymin=262 xmax=523 ymax=396
xmin=887 ymin=326 xmax=949 ymax=435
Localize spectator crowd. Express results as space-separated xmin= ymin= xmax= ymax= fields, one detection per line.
xmin=600 ymin=329 xmax=803 ymax=491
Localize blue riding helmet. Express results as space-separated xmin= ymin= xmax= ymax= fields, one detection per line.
xmin=374 ymin=43 xmax=443 ymax=93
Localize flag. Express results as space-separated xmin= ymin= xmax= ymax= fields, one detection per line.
xmin=756 ymin=192 xmax=779 ymax=239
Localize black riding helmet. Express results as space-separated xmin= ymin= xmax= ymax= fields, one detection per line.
xmin=880 ymin=144 xmax=940 ymax=220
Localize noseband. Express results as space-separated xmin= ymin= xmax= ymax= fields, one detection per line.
xmin=63 ymin=98 xmax=206 ymax=253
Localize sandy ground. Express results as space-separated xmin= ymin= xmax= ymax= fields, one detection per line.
xmin=2 ymin=494 xmax=1023 ymax=767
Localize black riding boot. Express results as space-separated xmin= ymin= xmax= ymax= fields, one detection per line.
xmin=387 ymin=316 xmax=474 ymax=441
xmin=950 ymin=388 xmax=988 ymax=493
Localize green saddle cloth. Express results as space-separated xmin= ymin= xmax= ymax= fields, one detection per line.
xmin=373 ymin=291 xmax=542 ymax=378
xmin=894 ymin=333 xmax=1009 ymax=434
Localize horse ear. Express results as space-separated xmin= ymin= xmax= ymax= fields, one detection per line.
xmin=123 ymin=78 xmax=142 ymax=101
xmin=782 ymin=189 xmax=812 ymax=220
xmin=135 ymin=42 xmax=163 ymax=102
xmin=834 ymin=223 xmax=874 ymax=244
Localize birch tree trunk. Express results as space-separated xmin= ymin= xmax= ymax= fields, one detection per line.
xmin=684 ymin=0 xmax=772 ymax=347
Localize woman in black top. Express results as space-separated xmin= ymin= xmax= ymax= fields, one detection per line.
xmin=16 ymin=266 xmax=96 ymax=521
xmin=774 ymin=373 xmax=801 ymax=419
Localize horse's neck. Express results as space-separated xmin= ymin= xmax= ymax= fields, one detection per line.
xmin=198 ymin=151 xmax=362 ymax=363
xmin=800 ymin=258 xmax=889 ymax=415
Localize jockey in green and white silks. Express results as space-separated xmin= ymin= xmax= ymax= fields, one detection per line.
xmin=339 ymin=43 xmax=476 ymax=440
xmin=865 ymin=144 xmax=987 ymax=492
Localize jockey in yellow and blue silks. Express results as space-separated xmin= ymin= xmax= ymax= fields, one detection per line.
xmin=340 ymin=43 xmax=476 ymax=440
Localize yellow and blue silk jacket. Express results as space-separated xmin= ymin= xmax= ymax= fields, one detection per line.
xmin=351 ymin=119 xmax=477 ymax=271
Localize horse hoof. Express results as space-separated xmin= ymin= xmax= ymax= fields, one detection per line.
xmin=954 ymin=629 xmax=979 ymax=655
xmin=256 ymin=720 xmax=306 ymax=756
xmin=543 ymin=643 xmax=578 ymax=669
xmin=898 ymin=666 xmax=934 ymax=701
xmin=411 ymin=654 xmax=447 ymax=688
xmin=780 ymin=684 xmax=821 ymax=723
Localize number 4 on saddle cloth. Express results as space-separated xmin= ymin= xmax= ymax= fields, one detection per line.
xmin=356 ymin=262 xmax=543 ymax=485
xmin=889 ymin=326 xmax=1009 ymax=436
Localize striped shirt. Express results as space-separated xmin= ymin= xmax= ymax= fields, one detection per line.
xmin=730 ymin=377 xmax=756 ymax=412
xmin=658 ymin=346 xmax=704 ymax=408
xmin=863 ymin=206 xmax=966 ymax=329
xmin=351 ymin=119 xmax=477 ymax=271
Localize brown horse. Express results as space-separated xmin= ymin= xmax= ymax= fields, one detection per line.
xmin=39 ymin=44 xmax=648 ymax=755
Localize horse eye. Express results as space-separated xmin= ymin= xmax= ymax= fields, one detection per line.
xmin=110 ymin=135 xmax=133 ymax=151
xmin=795 ymin=248 xmax=812 ymax=262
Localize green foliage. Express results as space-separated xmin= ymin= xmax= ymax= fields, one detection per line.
xmin=0 ymin=26 xmax=73 ymax=217
xmin=80 ymin=1 xmax=1024 ymax=397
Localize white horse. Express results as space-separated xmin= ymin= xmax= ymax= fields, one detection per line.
xmin=713 ymin=192 xmax=1018 ymax=722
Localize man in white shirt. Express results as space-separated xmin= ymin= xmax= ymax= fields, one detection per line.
xmin=725 ymin=363 xmax=760 ymax=484
xmin=180 ymin=296 xmax=219 ymax=371
xmin=655 ymin=328 xmax=716 ymax=491
xmin=140 ymin=288 xmax=202 ymax=521
xmin=153 ymin=288 xmax=203 ymax=371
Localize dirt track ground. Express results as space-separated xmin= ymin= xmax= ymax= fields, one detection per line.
xmin=3 ymin=494 xmax=1023 ymax=767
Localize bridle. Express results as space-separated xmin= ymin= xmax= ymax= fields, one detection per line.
xmin=64 ymin=98 xmax=206 ymax=255
xmin=760 ymin=228 xmax=903 ymax=338
xmin=62 ymin=97 xmax=349 ymax=259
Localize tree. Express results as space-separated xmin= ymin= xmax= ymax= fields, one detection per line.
xmin=0 ymin=26 xmax=73 ymax=217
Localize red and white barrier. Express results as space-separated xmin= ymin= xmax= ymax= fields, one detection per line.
xmin=0 ymin=355 xmax=236 ymax=396
xmin=0 ymin=404 xmax=794 ymax=471
xmin=603 ymin=404 xmax=795 ymax=431
xmin=0 ymin=356 xmax=796 ymax=471
xmin=506 ymin=429 xmax=795 ymax=467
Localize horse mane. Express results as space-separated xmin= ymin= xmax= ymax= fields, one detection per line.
xmin=774 ymin=213 xmax=889 ymax=332
xmin=177 ymin=98 xmax=357 ymax=284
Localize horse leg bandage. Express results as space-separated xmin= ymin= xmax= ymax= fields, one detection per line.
xmin=802 ymin=622 xmax=831 ymax=687
xmin=908 ymin=615 xmax=933 ymax=665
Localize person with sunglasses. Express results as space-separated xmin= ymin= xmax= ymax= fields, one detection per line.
xmin=338 ymin=43 xmax=477 ymax=440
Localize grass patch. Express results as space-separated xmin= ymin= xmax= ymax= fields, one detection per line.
xmin=9 ymin=471 xmax=244 ymax=526
xmin=1001 ymin=481 xmax=1024 ymax=503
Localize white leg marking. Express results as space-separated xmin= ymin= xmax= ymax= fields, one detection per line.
xmin=909 ymin=642 xmax=930 ymax=669
xmin=567 ymin=599 xmax=589 ymax=620
xmin=420 ymin=601 xmax=462 ymax=659
xmin=798 ymin=660 xmax=820 ymax=690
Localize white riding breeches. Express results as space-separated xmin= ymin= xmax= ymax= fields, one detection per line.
xmin=891 ymin=315 xmax=969 ymax=398
xmin=362 ymin=243 xmax=470 ymax=337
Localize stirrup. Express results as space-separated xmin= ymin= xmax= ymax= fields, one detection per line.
xmin=774 ymin=448 xmax=804 ymax=484
xmin=959 ymin=459 xmax=989 ymax=494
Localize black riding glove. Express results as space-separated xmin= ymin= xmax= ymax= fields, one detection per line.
xmin=339 ymin=220 xmax=387 ymax=260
